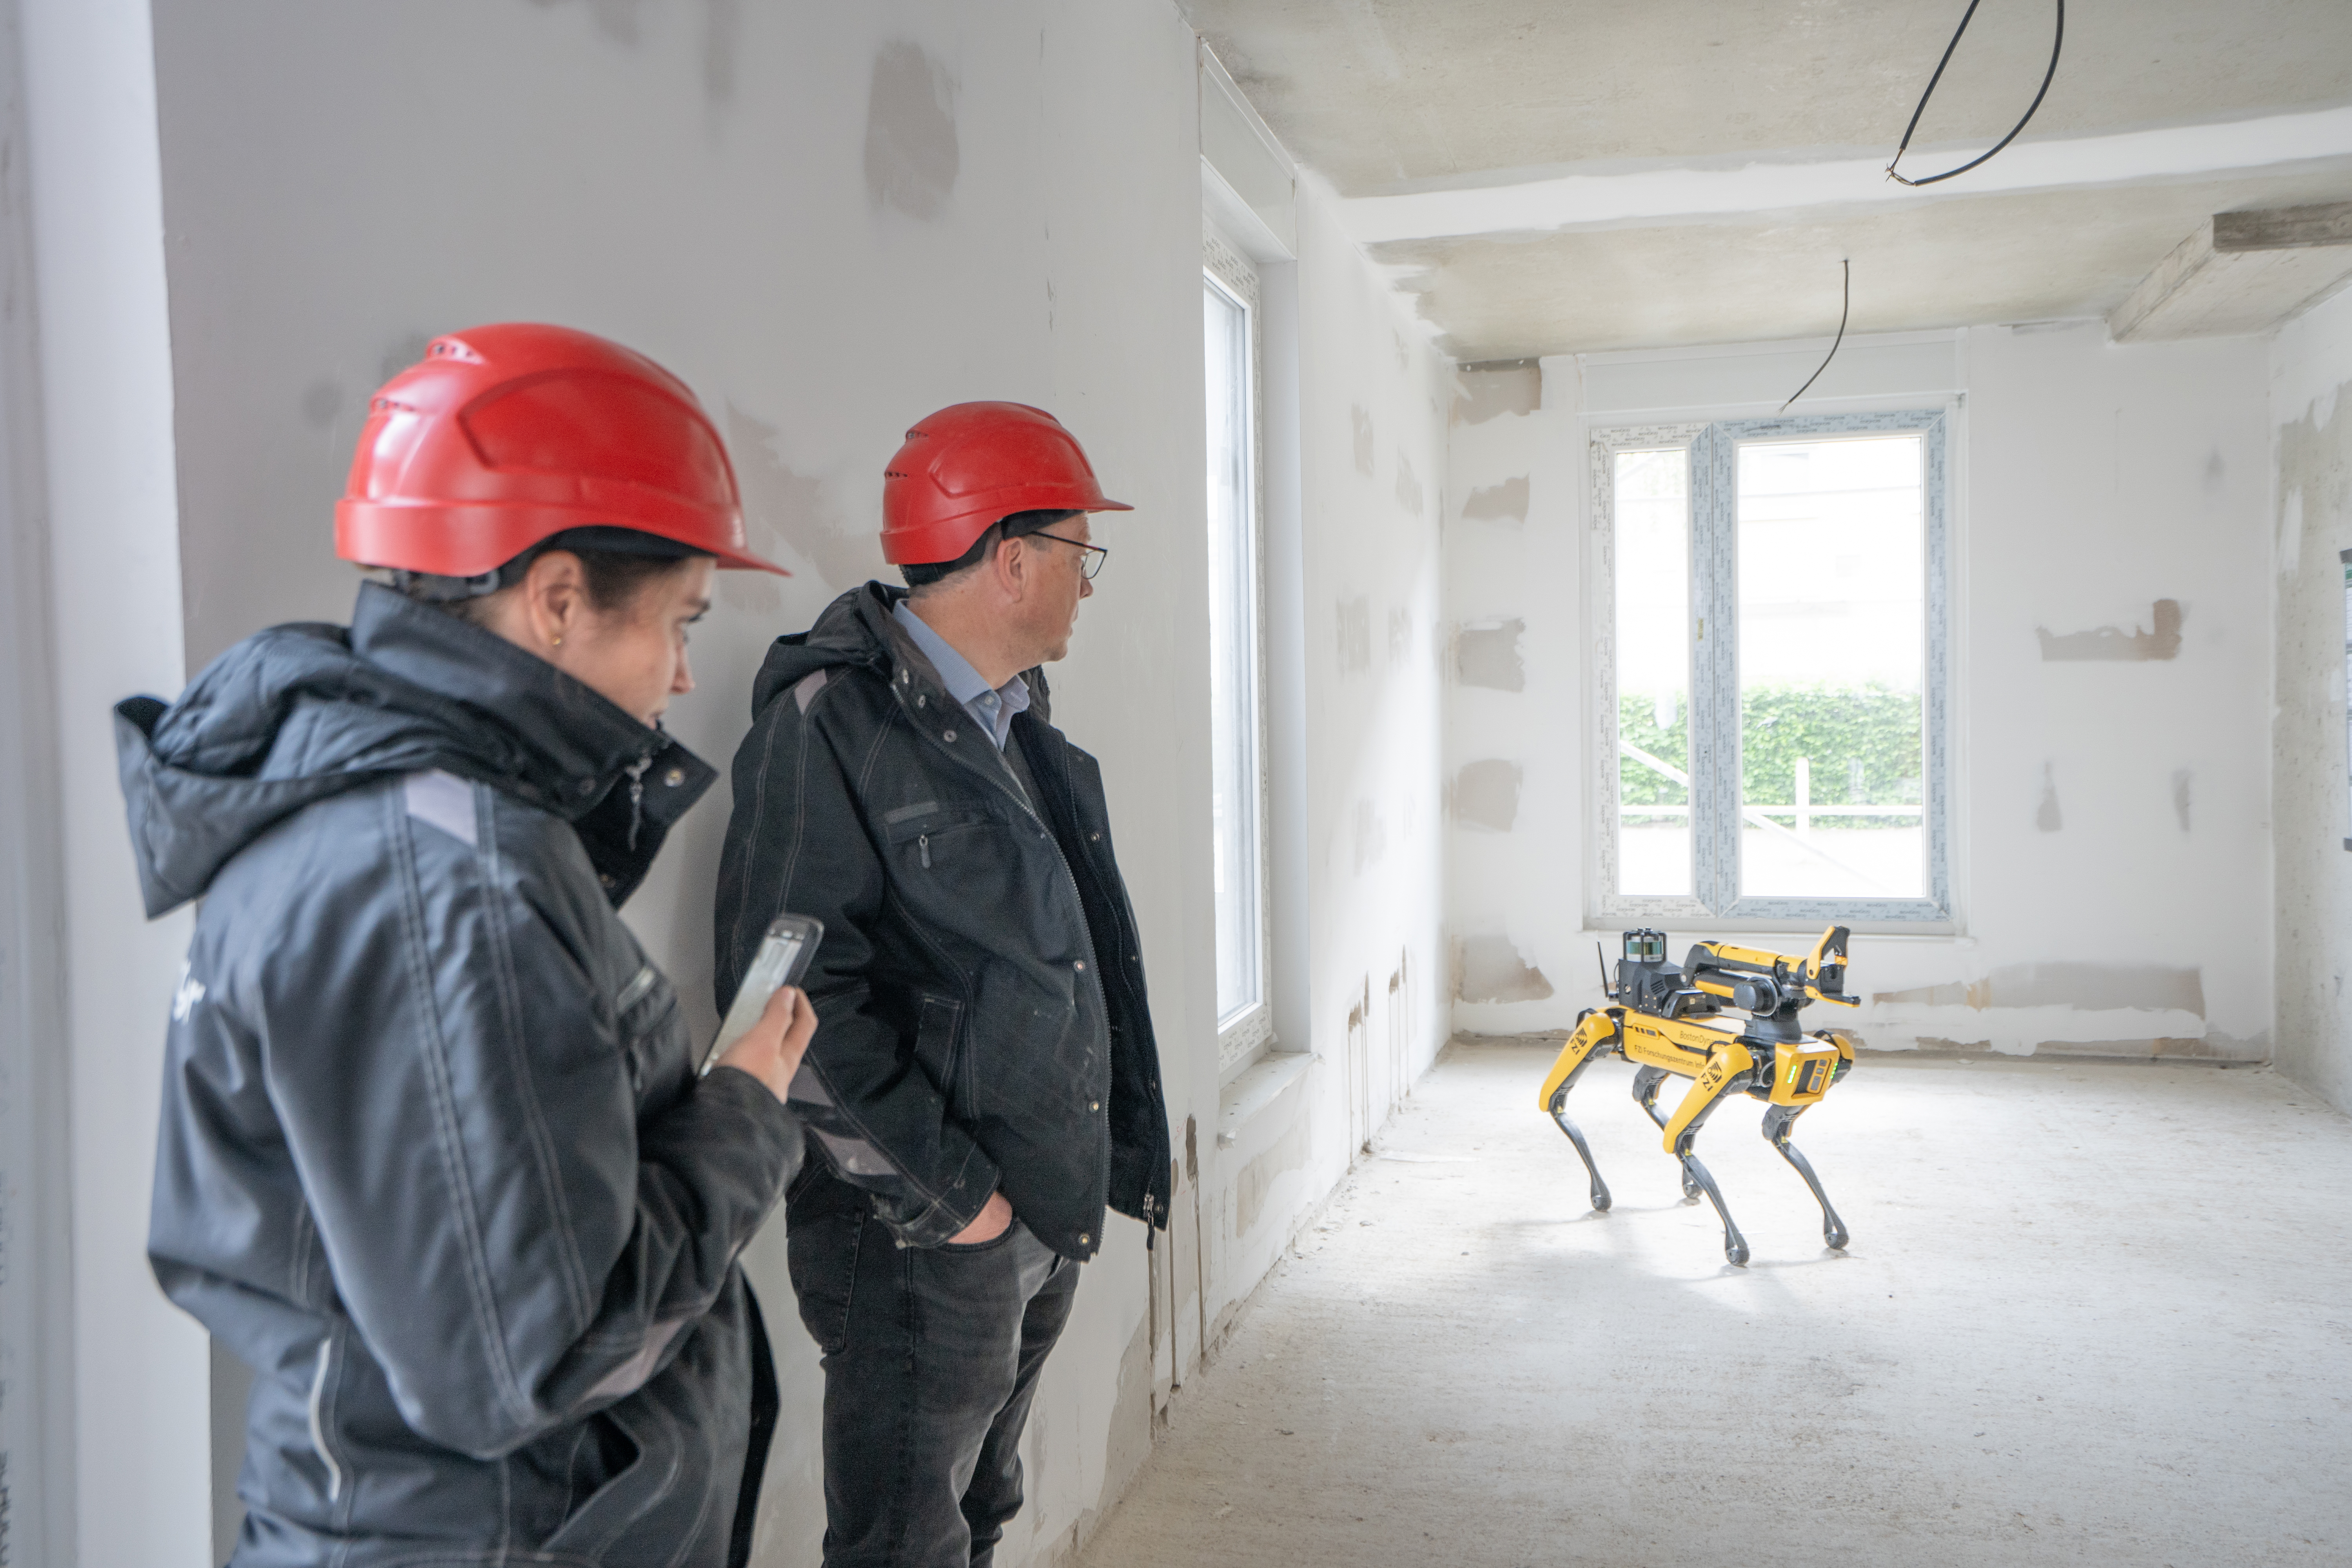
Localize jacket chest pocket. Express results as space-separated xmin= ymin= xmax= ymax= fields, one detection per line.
xmin=614 ymin=962 xmax=684 ymax=1096
xmin=881 ymin=800 xmax=1026 ymax=892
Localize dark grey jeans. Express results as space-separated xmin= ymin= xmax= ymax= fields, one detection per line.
xmin=786 ymin=1171 xmax=1080 ymax=1568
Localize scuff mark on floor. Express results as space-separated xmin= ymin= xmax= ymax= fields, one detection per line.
xmin=1352 ymin=406 xmax=1375 ymax=475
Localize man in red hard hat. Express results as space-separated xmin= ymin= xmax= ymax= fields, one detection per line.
xmin=123 ymin=324 xmax=811 ymax=1568
xmin=715 ymin=402 xmax=1172 ymax=1567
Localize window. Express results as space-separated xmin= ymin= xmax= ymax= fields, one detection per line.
xmin=1205 ymin=238 xmax=1274 ymax=1066
xmin=1593 ymin=410 xmax=1949 ymax=925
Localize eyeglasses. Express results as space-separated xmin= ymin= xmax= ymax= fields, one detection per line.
xmin=1031 ymin=529 xmax=1109 ymax=581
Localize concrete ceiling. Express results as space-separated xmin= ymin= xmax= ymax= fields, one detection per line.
xmin=1372 ymin=163 xmax=2352 ymax=359
xmin=1182 ymin=1 xmax=2352 ymax=358
xmin=1185 ymin=0 xmax=2352 ymax=194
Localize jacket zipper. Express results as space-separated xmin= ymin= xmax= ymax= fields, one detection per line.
xmin=919 ymin=833 xmax=931 ymax=869
xmin=623 ymin=755 xmax=652 ymax=851
xmin=309 ymin=1335 xmax=345 ymax=1503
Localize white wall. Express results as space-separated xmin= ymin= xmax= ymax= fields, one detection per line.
xmin=1195 ymin=169 xmax=1451 ymax=1356
xmin=2271 ymin=284 xmax=2352 ymax=1113
xmin=16 ymin=0 xmax=213 ymax=1563
xmin=11 ymin=4 xmax=1452 ymax=1563
xmin=1446 ymin=324 xmax=2276 ymax=1063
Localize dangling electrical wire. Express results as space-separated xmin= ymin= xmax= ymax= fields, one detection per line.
xmin=1780 ymin=259 xmax=1850 ymax=414
xmin=1886 ymin=0 xmax=2065 ymax=187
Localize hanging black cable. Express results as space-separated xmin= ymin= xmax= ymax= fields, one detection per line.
xmin=1780 ymin=260 xmax=1850 ymax=414
xmin=1886 ymin=0 xmax=2064 ymax=187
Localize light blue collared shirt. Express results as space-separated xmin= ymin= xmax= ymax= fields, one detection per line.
xmin=892 ymin=599 xmax=1031 ymax=751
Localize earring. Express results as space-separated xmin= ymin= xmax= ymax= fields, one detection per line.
xmin=551 ymin=635 xmax=564 ymax=647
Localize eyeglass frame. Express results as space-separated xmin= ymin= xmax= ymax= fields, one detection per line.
xmin=1028 ymin=528 xmax=1109 ymax=581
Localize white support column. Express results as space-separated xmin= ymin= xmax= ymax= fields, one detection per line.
xmin=18 ymin=0 xmax=211 ymax=1561
xmin=0 ymin=1 xmax=75 ymax=1558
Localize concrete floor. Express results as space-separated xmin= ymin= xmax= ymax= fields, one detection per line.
xmin=1080 ymin=1042 xmax=2352 ymax=1568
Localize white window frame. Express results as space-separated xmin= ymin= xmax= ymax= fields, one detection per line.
xmin=1205 ymin=228 xmax=1276 ymax=1073
xmin=1590 ymin=408 xmax=1952 ymax=927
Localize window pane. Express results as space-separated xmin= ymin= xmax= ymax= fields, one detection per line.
xmin=1735 ymin=435 xmax=1926 ymax=900
xmin=1205 ymin=278 xmax=1261 ymax=1023
xmin=1613 ymin=448 xmax=1692 ymax=897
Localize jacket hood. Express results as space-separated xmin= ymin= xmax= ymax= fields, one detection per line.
xmin=117 ymin=581 xmax=715 ymax=916
xmin=748 ymin=580 xmax=1054 ymax=726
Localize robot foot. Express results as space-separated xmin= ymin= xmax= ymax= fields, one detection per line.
xmin=1548 ymin=1108 xmax=1613 ymax=1213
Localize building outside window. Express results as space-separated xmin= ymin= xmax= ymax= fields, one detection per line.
xmin=1592 ymin=409 xmax=1951 ymax=926
xmin=1205 ymin=235 xmax=1275 ymax=1068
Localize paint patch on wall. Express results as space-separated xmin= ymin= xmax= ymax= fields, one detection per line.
xmin=2036 ymin=599 xmax=2184 ymax=661
xmin=1385 ymin=609 xmax=1414 ymax=670
xmin=1351 ymin=406 xmax=1375 ymax=475
xmin=1874 ymin=962 xmax=2205 ymax=1016
xmin=1448 ymin=759 xmax=1521 ymax=832
xmin=299 ymin=379 xmax=343 ymax=429
xmin=702 ymin=0 xmax=742 ymax=107
xmin=1234 ymin=1114 xmax=1310 ymax=1239
xmin=1462 ymin=476 xmax=1528 ymax=526
xmin=864 ymin=40 xmax=958 ymax=219
xmin=1454 ymin=935 xmax=1553 ymax=1003
xmin=1395 ymin=454 xmax=1425 ymax=519
xmin=1455 ymin=619 xmax=1525 ymax=691
xmin=1337 ymin=597 xmax=1371 ymax=674
xmin=726 ymin=403 xmax=870 ymax=599
xmin=528 ymin=0 xmax=645 ymax=47
xmin=2172 ymin=769 xmax=2193 ymax=832
xmin=1453 ymin=362 xmax=1540 ymax=426
xmin=1353 ymin=799 xmax=1387 ymax=873
xmin=2036 ymin=762 xmax=2063 ymax=832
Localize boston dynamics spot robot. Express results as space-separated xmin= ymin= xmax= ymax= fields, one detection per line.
xmin=1535 ymin=927 xmax=1860 ymax=1265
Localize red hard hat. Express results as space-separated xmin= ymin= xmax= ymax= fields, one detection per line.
xmin=336 ymin=323 xmax=787 ymax=578
xmin=880 ymin=402 xmax=1131 ymax=566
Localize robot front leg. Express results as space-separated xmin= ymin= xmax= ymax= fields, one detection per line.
xmin=1540 ymin=1012 xmax=1620 ymax=1212
xmin=1761 ymin=1103 xmax=1850 ymax=1250
xmin=1662 ymin=1059 xmax=1756 ymax=1267
xmin=1632 ymin=1066 xmax=1701 ymax=1201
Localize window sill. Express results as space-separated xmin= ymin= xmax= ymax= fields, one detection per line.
xmin=1580 ymin=920 xmax=1960 ymax=941
xmin=1216 ymin=1050 xmax=1312 ymax=1149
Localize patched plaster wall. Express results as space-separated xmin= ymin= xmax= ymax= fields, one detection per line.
xmin=2271 ymin=283 xmax=2352 ymax=1113
xmin=142 ymin=4 xmax=1205 ymax=1565
xmin=113 ymin=4 xmax=1450 ymax=1564
xmin=1445 ymin=324 xmax=2276 ymax=1063
xmin=1196 ymin=169 xmax=1452 ymax=1361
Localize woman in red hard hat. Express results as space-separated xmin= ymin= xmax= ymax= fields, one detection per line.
xmin=117 ymin=324 xmax=812 ymax=1567
xmin=715 ymin=402 xmax=1171 ymax=1566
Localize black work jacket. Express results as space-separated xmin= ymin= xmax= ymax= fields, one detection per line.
xmin=118 ymin=584 xmax=800 ymax=1567
xmin=715 ymin=582 xmax=1172 ymax=1259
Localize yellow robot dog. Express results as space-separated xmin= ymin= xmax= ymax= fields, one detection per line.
xmin=1536 ymin=926 xmax=1860 ymax=1265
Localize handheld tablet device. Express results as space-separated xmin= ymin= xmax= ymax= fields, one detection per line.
xmin=700 ymin=914 xmax=824 ymax=1077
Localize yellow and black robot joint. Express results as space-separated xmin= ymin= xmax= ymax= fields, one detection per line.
xmin=1534 ymin=925 xmax=1860 ymax=1266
